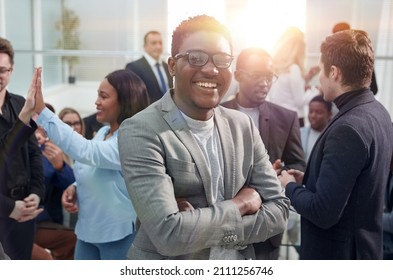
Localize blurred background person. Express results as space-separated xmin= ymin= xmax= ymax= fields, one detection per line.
xmin=32 ymin=104 xmax=77 ymax=260
xmin=221 ymin=47 xmax=305 ymax=259
xmin=125 ymin=30 xmax=172 ymax=103
xmin=267 ymin=27 xmax=320 ymax=127
xmin=301 ymin=95 xmax=333 ymax=162
xmin=83 ymin=112 xmax=102 ymax=140
xmin=59 ymin=107 xmax=85 ymax=229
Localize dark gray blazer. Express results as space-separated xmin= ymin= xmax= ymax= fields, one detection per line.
xmin=118 ymin=91 xmax=290 ymax=259
xmin=125 ymin=57 xmax=173 ymax=104
xmin=221 ymin=98 xmax=305 ymax=171
xmin=286 ymin=89 xmax=393 ymax=259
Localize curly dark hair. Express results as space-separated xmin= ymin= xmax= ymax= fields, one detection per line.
xmin=105 ymin=69 xmax=150 ymax=125
xmin=171 ymin=15 xmax=232 ymax=57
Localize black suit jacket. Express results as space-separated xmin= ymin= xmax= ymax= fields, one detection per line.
xmin=221 ymin=97 xmax=305 ymax=170
xmin=286 ymin=89 xmax=393 ymax=259
xmin=0 ymin=92 xmax=44 ymax=217
xmin=125 ymin=57 xmax=173 ymax=103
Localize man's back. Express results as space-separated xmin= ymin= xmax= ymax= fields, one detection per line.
xmin=298 ymin=90 xmax=392 ymax=259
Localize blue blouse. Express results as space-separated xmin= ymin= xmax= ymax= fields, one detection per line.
xmin=37 ymin=108 xmax=136 ymax=243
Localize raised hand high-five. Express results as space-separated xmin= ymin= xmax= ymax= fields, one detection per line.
xmin=18 ymin=67 xmax=42 ymax=124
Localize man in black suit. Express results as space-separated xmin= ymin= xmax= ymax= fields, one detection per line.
xmin=279 ymin=30 xmax=393 ymax=259
xmin=125 ymin=31 xmax=173 ymax=103
xmin=221 ymin=47 xmax=305 ymax=260
xmin=0 ymin=38 xmax=44 ymax=260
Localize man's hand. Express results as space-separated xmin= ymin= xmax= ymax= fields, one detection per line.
xmin=176 ymin=198 xmax=195 ymax=212
xmin=232 ymin=186 xmax=262 ymax=216
xmin=278 ymin=169 xmax=304 ymax=188
xmin=9 ymin=194 xmax=43 ymax=222
xmin=62 ymin=184 xmax=78 ymax=213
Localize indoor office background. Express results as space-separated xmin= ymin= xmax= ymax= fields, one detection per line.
xmin=0 ymin=0 xmax=392 ymax=118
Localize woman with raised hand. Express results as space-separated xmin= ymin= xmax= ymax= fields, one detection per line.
xmin=33 ymin=69 xmax=149 ymax=259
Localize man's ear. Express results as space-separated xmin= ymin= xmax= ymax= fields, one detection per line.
xmin=234 ymin=70 xmax=241 ymax=82
xmin=330 ymin=65 xmax=341 ymax=81
xmin=167 ymin=57 xmax=176 ymax=76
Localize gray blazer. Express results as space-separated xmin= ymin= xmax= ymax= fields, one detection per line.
xmin=118 ymin=91 xmax=290 ymax=260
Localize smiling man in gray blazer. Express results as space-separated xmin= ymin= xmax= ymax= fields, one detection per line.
xmin=118 ymin=15 xmax=289 ymax=260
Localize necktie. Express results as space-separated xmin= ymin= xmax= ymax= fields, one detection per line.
xmin=155 ymin=63 xmax=167 ymax=93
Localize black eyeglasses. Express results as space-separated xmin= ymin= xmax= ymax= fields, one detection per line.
xmin=238 ymin=69 xmax=277 ymax=84
xmin=65 ymin=121 xmax=81 ymax=127
xmin=174 ymin=50 xmax=234 ymax=69
xmin=0 ymin=67 xmax=12 ymax=75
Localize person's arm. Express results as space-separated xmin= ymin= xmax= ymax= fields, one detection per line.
xmin=33 ymin=71 xmax=120 ymax=170
xmin=285 ymin=125 xmax=368 ymax=228
xmin=119 ymin=117 xmax=244 ymax=256
xmin=118 ymin=115 xmax=289 ymax=256
xmin=233 ymin=121 xmax=290 ymax=246
xmin=37 ymin=109 xmax=120 ymax=170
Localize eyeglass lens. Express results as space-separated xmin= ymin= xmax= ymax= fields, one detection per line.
xmin=182 ymin=51 xmax=233 ymax=69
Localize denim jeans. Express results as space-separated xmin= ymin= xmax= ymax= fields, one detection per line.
xmin=74 ymin=232 xmax=135 ymax=260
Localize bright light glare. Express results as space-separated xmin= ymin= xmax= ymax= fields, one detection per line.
xmin=229 ymin=0 xmax=306 ymax=53
xmin=167 ymin=0 xmax=306 ymax=55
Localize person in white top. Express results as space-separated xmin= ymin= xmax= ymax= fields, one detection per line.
xmin=267 ymin=27 xmax=320 ymax=127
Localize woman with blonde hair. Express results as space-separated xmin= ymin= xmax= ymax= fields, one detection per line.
xmin=267 ymin=26 xmax=320 ymax=127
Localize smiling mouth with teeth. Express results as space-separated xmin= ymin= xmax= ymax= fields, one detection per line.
xmin=196 ymin=82 xmax=217 ymax=88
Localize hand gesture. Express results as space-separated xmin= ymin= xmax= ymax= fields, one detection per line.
xmin=232 ymin=186 xmax=262 ymax=216
xmin=18 ymin=67 xmax=41 ymax=124
xmin=42 ymin=141 xmax=64 ymax=171
xmin=62 ymin=184 xmax=78 ymax=213
xmin=279 ymin=169 xmax=304 ymax=188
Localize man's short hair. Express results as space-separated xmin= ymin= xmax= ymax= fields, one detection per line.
xmin=171 ymin=15 xmax=232 ymax=57
xmin=320 ymin=30 xmax=374 ymax=89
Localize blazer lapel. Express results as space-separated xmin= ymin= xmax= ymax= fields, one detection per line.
xmin=161 ymin=93 xmax=214 ymax=205
xmin=214 ymin=107 xmax=236 ymax=200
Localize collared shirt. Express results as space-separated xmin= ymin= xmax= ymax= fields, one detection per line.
xmin=143 ymin=52 xmax=169 ymax=91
